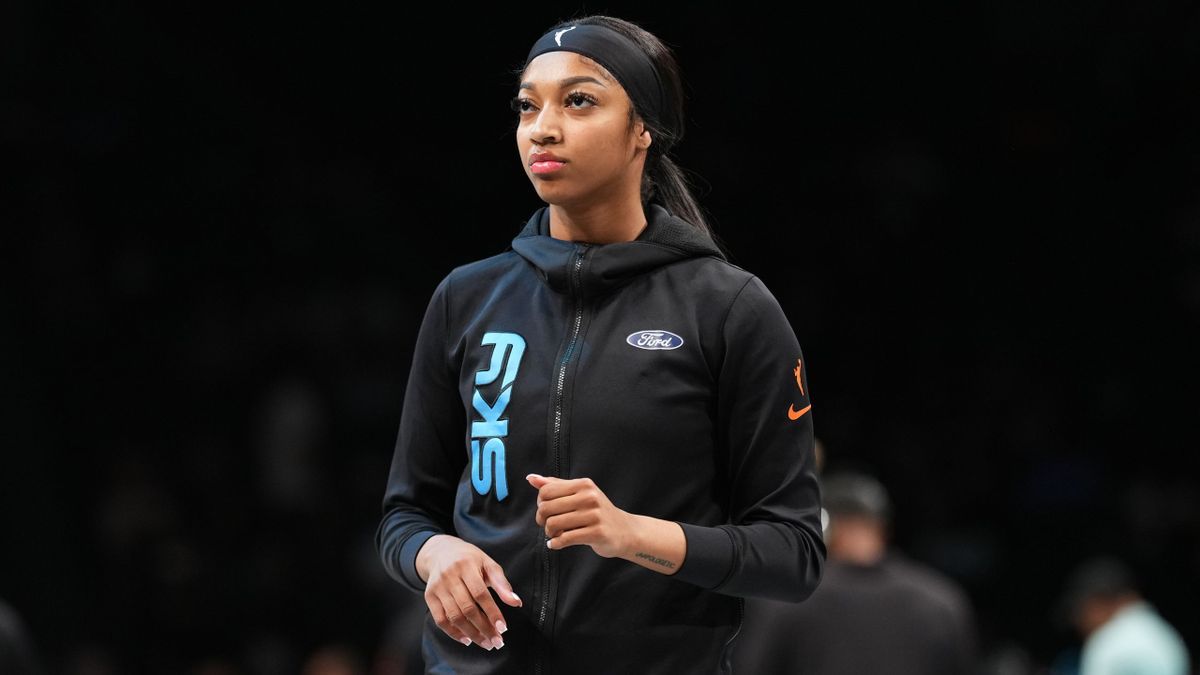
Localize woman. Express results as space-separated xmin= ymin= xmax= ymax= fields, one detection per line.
xmin=376 ymin=14 xmax=824 ymax=674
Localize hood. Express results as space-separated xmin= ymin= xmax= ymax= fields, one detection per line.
xmin=509 ymin=202 xmax=727 ymax=298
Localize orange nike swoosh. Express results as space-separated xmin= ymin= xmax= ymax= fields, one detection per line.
xmin=787 ymin=404 xmax=811 ymax=420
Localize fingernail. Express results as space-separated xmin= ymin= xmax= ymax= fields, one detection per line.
xmin=496 ymin=620 xmax=508 ymax=634
xmin=493 ymin=636 xmax=505 ymax=649
xmin=546 ymin=539 xmax=554 ymax=549
xmin=511 ymin=591 xmax=522 ymax=604
xmin=459 ymin=637 xmax=472 ymax=646
xmin=481 ymin=638 xmax=494 ymax=650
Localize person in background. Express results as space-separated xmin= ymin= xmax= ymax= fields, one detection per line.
xmin=1058 ymin=555 xmax=1191 ymax=675
xmin=301 ymin=643 xmax=365 ymax=675
xmin=732 ymin=467 xmax=978 ymax=675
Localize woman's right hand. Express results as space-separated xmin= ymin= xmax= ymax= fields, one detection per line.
xmin=416 ymin=534 xmax=523 ymax=650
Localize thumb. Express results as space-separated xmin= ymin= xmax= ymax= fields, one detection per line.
xmin=484 ymin=559 xmax=523 ymax=608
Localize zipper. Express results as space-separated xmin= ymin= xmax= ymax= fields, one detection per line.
xmin=536 ymin=242 xmax=589 ymax=675
xmin=719 ymin=597 xmax=745 ymax=673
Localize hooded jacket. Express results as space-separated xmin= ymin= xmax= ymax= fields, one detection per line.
xmin=376 ymin=202 xmax=825 ymax=674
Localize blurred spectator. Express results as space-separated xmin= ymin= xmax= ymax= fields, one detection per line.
xmin=813 ymin=437 xmax=827 ymax=473
xmin=977 ymin=639 xmax=1039 ymax=675
xmin=731 ymin=468 xmax=978 ymax=675
xmin=0 ymin=598 xmax=44 ymax=675
xmin=301 ymin=643 xmax=364 ymax=675
xmin=1057 ymin=555 xmax=1190 ymax=675
xmin=371 ymin=596 xmax=426 ymax=675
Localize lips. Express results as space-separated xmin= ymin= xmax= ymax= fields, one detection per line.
xmin=529 ymin=151 xmax=567 ymax=175
xmin=530 ymin=160 xmax=565 ymax=175
xmin=529 ymin=152 xmax=566 ymax=165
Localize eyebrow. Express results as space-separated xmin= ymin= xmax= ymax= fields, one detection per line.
xmin=519 ymin=75 xmax=608 ymax=91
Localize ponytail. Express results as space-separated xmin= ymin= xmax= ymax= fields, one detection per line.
xmin=643 ymin=153 xmax=730 ymax=257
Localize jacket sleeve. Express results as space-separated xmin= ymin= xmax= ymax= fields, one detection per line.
xmin=375 ymin=273 xmax=467 ymax=593
xmin=671 ymin=275 xmax=826 ymax=602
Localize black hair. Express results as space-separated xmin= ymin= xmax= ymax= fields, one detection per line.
xmin=512 ymin=14 xmax=728 ymax=255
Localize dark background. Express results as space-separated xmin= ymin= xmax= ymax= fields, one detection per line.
xmin=3 ymin=1 xmax=1198 ymax=673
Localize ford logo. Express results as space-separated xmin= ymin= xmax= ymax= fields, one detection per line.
xmin=626 ymin=330 xmax=684 ymax=351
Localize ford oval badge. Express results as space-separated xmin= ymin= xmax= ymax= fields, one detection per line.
xmin=626 ymin=330 xmax=684 ymax=350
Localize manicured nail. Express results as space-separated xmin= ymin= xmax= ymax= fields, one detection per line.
xmin=481 ymin=638 xmax=494 ymax=650
xmin=493 ymin=636 xmax=505 ymax=649
xmin=546 ymin=539 xmax=553 ymax=549
xmin=459 ymin=637 xmax=471 ymax=646
xmin=511 ymin=591 xmax=522 ymax=604
xmin=496 ymin=620 xmax=507 ymax=634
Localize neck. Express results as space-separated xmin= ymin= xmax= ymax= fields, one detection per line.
xmin=547 ymin=200 xmax=648 ymax=244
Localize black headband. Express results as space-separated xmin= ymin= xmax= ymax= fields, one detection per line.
xmin=523 ymin=23 xmax=674 ymax=150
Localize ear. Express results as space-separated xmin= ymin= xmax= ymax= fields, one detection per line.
xmin=637 ymin=123 xmax=652 ymax=150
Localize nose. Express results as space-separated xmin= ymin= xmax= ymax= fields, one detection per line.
xmin=528 ymin=106 xmax=561 ymax=145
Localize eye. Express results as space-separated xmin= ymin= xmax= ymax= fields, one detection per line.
xmin=564 ymin=91 xmax=598 ymax=108
xmin=510 ymin=96 xmax=533 ymax=114
xmin=510 ymin=91 xmax=599 ymax=115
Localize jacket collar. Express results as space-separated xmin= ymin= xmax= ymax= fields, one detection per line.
xmin=510 ymin=202 xmax=726 ymax=298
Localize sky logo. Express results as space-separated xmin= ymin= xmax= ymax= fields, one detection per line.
xmin=470 ymin=331 xmax=526 ymax=501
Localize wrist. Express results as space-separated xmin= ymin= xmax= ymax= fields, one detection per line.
xmin=619 ymin=514 xmax=686 ymax=575
xmin=415 ymin=533 xmax=454 ymax=583
xmin=620 ymin=512 xmax=647 ymax=559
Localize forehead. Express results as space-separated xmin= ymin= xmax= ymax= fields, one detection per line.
xmin=520 ymin=51 xmax=616 ymax=88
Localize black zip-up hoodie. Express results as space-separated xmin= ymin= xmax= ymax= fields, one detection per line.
xmin=376 ymin=202 xmax=825 ymax=674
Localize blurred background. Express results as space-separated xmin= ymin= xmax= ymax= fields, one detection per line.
xmin=3 ymin=1 xmax=1198 ymax=673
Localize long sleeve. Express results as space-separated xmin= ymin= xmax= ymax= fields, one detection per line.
xmin=671 ymin=275 xmax=826 ymax=602
xmin=375 ymin=274 xmax=467 ymax=593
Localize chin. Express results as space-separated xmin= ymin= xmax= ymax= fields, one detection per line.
xmin=531 ymin=183 xmax=582 ymax=208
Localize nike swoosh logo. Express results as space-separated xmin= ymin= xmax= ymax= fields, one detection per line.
xmin=554 ymin=26 xmax=576 ymax=46
xmin=787 ymin=404 xmax=812 ymax=420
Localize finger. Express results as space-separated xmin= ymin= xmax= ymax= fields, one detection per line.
xmin=547 ymin=525 xmax=592 ymax=550
xmin=534 ymin=492 xmax=570 ymax=527
xmin=545 ymin=510 xmax=594 ymax=538
xmin=483 ymin=559 xmax=523 ymax=608
xmin=536 ymin=491 xmax=590 ymax=524
xmin=428 ymin=592 xmax=474 ymax=647
xmin=535 ymin=476 xmax=592 ymax=501
xmin=463 ymin=571 xmax=509 ymax=645
xmin=527 ymin=473 xmax=584 ymax=500
xmin=439 ymin=586 xmax=489 ymax=648
xmin=527 ymin=474 xmax=556 ymax=513
xmin=526 ymin=473 xmax=551 ymax=489
xmin=448 ymin=577 xmax=500 ymax=649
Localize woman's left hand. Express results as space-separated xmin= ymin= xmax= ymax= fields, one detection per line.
xmin=526 ymin=474 xmax=634 ymax=558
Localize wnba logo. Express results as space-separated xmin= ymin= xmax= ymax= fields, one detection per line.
xmin=470 ymin=332 xmax=526 ymax=501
